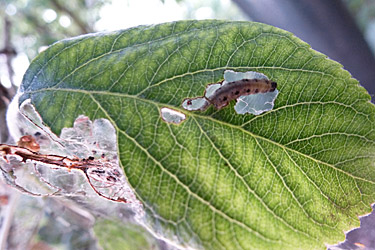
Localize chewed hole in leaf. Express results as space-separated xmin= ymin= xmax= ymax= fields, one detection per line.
xmin=235 ymin=89 xmax=279 ymax=115
xmin=181 ymin=97 xmax=209 ymax=111
xmin=204 ymin=83 xmax=222 ymax=99
xmin=181 ymin=70 xmax=279 ymax=115
xmin=160 ymin=107 xmax=186 ymax=124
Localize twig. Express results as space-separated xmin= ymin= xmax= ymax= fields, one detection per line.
xmin=0 ymin=17 xmax=17 ymax=87
xmin=50 ymin=0 xmax=93 ymax=34
xmin=1 ymin=144 xmax=100 ymax=170
xmin=0 ymin=143 xmax=128 ymax=203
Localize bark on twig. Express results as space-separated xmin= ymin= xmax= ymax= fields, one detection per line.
xmin=50 ymin=0 xmax=93 ymax=34
xmin=0 ymin=17 xmax=17 ymax=87
xmin=0 ymin=143 xmax=128 ymax=203
xmin=0 ymin=17 xmax=17 ymax=143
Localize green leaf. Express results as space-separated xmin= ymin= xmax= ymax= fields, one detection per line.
xmin=18 ymin=20 xmax=375 ymax=249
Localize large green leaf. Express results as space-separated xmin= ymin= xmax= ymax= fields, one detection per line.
xmin=18 ymin=20 xmax=375 ymax=249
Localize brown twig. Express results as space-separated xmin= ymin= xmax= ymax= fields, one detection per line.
xmin=50 ymin=0 xmax=93 ymax=34
xmin=0 ymin=143 xmax=128 ymax=203
xmin=0 ymin=16 xmax=17 ymax=143
xmin=1 ymin=144 xmax=98 ymax=169
xmin=1 ymin=17 xmax=17 ymax=87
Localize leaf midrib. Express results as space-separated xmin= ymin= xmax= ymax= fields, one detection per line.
xmin=24 ymin=87 xmax=375 ymax=187
xmin=24 ymin=85 xmax=374 ymax=248
xmin=86 ymin=91 xmax=288 ymax=244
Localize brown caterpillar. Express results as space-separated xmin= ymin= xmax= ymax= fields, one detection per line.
xmin=206 ymin=78 xmax=277 ymax=109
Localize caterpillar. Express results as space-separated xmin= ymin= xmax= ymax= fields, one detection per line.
xmin=181 ymin=70 xmax=278 ymax=114
xmin=206 ymin=78 xmax=277 ymax=109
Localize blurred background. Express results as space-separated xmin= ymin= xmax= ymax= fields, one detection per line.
xmin=0 ymin=0 xmax=375 ymax=249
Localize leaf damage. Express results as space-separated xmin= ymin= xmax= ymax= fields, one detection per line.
xmin=182 ymin=70 xmax=279 ymax=115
